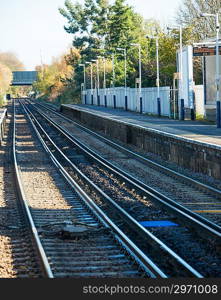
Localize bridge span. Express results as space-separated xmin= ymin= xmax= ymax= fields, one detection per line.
xmin=11 ymin=71 xmax=38 ymax=86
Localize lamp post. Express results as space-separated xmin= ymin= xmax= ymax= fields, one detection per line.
xmin=167 ymin=25 xmax=185 ymax=120
xmin=131 ymin=43 xmax=142 ymax=113
xmin=85 ymin=61 xmax=93 ymax=105
xmin=116 ymin=48 xmax=127 ymax=108
xmin=112 ymin=54 xmax=116 ymax=108
xmin=92 ymin=59 xmax=100 ymax=106
xmin=103 ymin=57 xmax=107 ymax=107
xmin=200 ymin=12 xmax=221 ymax=128
xmin=146 ymin=35 xmax=161 ymax=116
xmin=79 ymin=63 xmax=86 ymax=104
xmin=98 ymin=56 xmax=107 ymax=107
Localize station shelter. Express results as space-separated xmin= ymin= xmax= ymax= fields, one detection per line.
xmin=177 ymin=38 xmax=221 ymax=121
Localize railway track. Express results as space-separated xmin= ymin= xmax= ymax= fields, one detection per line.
xmin=13 ymin=99 xmax=169 ymax=278
xmin=0 ymin=101 xmax=41 ymax=278
xmin=21 ymin=99 xmax=221 ymax=277
xmin=34 ymin=100 xmax=221 ymax=227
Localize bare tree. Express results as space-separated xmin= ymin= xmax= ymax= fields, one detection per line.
xmin=177 ymin=0 xmax=221 ymax=41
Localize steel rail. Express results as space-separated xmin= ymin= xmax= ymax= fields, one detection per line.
xmin=12 ymin=100 xmax=54 ymax=278
xmin=22 ymin=100 xmax=204 ymax=278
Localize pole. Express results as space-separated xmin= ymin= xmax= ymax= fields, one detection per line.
xmin=97 ymin=60 xmax=100 ymax=91
xmin=90 ymin=63 xmax=93 ymax=105
xmin=97 ymin=59 xmax=100 ymax=106
xmin=173 ymin=77 xmax=176 ymax=119
xmin=117 ymin=48 xmax=127 ymax=109
xmin=216 ymin=13 xmax=221 ymax=128
xmin=84 ymin=65 xmax=87 ymax=104
xmin=156 ymin=37 xmax=161 ymax=116
xmin=91 ymin=60 xmax=97 ymax=104
xmin=112 ymin=54 xmax=115 ymax=89
xmin=103 ymin=58 xmax=106 ymax=91
xmin=124 ymin=49 xmax=128 ymax=111
xmin=90 ymin=63 xmax=93 ymax=91
xmin=138 ymin=44 xmax=142 ymax=114
xmin=103 ymin=57 xmax=107 ymax=107
xmin=124 ymin=49 xmax=127 ymax=97
xmin=139 ymin=45 xmax=142 ymax=95
xmin=79 ymin=64 xmax=86 ymax=104
xmin=112 ymin=54 xmax=116 ymax=108
xmin=179 ymin=25 xmax=185 ymax=120
xmin=83 ymin=65 xmax=86 ymax=91
xmin=156 ymin=38 xmax=160 ymax=99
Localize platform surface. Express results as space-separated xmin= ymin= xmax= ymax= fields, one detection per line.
xmin=63 ymin=104 xmax=221 ymax=148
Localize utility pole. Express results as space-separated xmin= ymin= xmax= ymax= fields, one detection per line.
xmin=146 ymin=35 xmax=161 ymax=116
xmin=131 ymin=43 xmax=142 ymax=113
xmin=112 ymin=54 xmax=116 ymax=109
xmin=167 ymin=25 xmax=184 ymax=120
xmin=85 ymin=61 xmax=93 ymax=105
xmin=79 ymin=63 xmax=86 ymax=104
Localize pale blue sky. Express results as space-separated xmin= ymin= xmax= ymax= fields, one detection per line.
xmin=0 ymin=0 xmax=182 ymax=70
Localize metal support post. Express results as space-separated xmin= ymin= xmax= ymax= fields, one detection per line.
xmin=125 ymin=95 xmax=128 ymax=111
xmin=113 ymin=95 xmax=116 ymax=109
xmin=140 ymin=97 xmax=143 ymax=114
xmin=181 ymin=98 xmax=185 ymax=120
xmin=157 ymin=97 xmax=161 ymax=116
xmin=217 ymin=101 xmax=221 ymax=127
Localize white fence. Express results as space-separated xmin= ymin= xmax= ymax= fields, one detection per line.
xmin=83 ymin=86 xmax=171 ymax=117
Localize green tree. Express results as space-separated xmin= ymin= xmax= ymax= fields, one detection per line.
xmin=33 ymin=50 xmax=78 ymax=104
xmin=57 ymin=0 xmax=195 ymax=97
xmin=108 ymin=0 xmax=141 ymax=49
xmin=59 ymin=0 xmax=148 ymax=88
xmin=59 ymin=0 xmax=109 ymax=58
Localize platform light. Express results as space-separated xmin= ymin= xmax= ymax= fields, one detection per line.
xmin=167 ymin=25 xmax=184 ymax=120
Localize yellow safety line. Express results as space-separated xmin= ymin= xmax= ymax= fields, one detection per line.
xmin=184 ymin=203 xmax=221 ymax=205
xmin=193 ymin=210 xmax=221 ymax=213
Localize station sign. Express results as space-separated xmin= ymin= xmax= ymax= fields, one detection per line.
xmin=193 ymin=46 xmax=221 ymax=56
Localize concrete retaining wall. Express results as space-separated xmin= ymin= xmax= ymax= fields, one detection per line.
xmin=61 ymin=105 xmax=221 ymax=180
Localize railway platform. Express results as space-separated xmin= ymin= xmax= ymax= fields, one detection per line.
xmin=62 ymin=104 xmax=221 ymax=147
xmin=60 ymin=104 xmax=221 ymax=180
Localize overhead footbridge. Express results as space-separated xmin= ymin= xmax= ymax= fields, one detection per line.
xmin=11 ymin=71 xmax=38 ymax=86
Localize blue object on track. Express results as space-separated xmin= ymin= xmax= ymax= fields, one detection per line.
xmin=139 ymin=220 xmax=179 ymax=227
